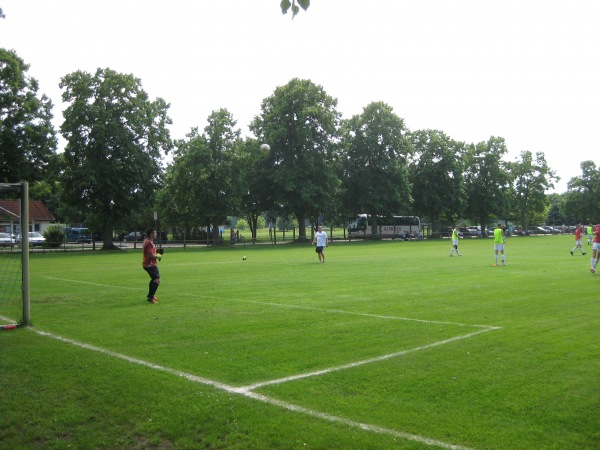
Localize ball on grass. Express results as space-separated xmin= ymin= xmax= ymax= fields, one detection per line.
xmin=242 ymin=256 xmax=247 ymax=260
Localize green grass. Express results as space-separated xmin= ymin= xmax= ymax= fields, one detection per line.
xmin=1 ymin=236 xmax=599 ymax=449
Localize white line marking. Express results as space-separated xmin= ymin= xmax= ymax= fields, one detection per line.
xmin=45 ymin=277 xmax=501 ymax=329
xmin=26 ymin=326 xmax=476 ymax=450
xmin=37 ymin=277 xmax=503 ymax=448
xmin=240 ymin=327 xmax=497 ymax=391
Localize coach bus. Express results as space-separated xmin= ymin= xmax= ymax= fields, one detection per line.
xmin=347 ymin=214 xmax=421 ymax=239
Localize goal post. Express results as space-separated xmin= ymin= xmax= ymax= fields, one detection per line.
xmin=0 ymin=181 xmax=30 ymax=329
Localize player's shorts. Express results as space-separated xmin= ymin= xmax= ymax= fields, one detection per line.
xmin=315 ymin=246 xmax=324 ymax=253
xmin=575 ymin=239 xmax=582 ymax=246
xmin=144 ymin=265 xmax=160 ymax=280
xmin=494 ymin=244 xmax=504 ymax=252
xmin=593 ymin=242 xmax=600 ymax=252
xmin=452 ymin=239 xmax=459 ymax=246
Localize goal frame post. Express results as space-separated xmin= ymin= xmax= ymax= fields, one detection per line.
xmin=0 ymin=181 xmax=30 ymax=328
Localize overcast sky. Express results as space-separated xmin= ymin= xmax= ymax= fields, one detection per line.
xmin=1 ymin=1 xmax=598 ymax=193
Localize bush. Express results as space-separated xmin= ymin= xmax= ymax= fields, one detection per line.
xmin=44 ymin=225 xmax=65 ymax=248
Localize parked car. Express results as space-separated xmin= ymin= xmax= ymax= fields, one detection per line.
xmin=66 ymin=227 xmax=92 ymax=243
xmin=438 ymin=227 xmax=477 ymax=238
xmin=16 ymin=232 xmax=46 ymax=246
xmin=513 ymin=227 xmax=529 ymax=236
xmin=465 ymin=226 xmax=482 ymax=237
xmin=0 ymin=232 xmax=15 ymax=247
xmin=527 ymin=226 xmax=549 ymax=235
xmin=457 ymin=226 xmax=482 ymax=237
xmin=544 ymin=226 xmax=561 ymax=234
xmin=124 ymin=231 xmax=145 ymax=242
xmin=436 ymin=228 xmax=453 ymax=238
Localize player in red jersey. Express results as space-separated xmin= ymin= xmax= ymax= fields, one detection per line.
xmin=590 ymin=224 xmax=600 ymax=273
xmin=570 ymin=224 xmax=586 ymax=256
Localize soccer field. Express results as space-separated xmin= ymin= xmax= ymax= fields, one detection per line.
xmin=1 ymin=236 xmax=599 ymax=449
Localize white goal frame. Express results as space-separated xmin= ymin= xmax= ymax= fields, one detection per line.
xmin=0 ymin=181 xmax=30 ymax=328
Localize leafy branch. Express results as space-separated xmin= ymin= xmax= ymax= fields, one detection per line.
xmin=280 ymin=0 xmax=310 ymax=19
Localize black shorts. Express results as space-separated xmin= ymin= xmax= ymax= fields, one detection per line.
xmin=315 ymin=246 xmax=324 ymax=254
xmin=144 ymin=265 xmax=160 ymax=280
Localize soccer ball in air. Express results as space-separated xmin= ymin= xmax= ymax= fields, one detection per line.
xmin=260 ymin=144 xmax=270 ymax=152
xmin=242 ymin=256 xmax=247 ymax=260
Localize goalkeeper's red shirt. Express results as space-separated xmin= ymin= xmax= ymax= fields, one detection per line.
xmin=142 ymin=238 xmax=157 ymax=267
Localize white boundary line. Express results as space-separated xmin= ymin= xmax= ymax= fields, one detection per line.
xmin=28 ymin=277 xmax=504 ymax=448
xmin=45 ymin=277 xmax=499 ymax=329
xmin=239 ymin=327 xmax=497 ymax=392
xmin=21 ymin=326 xmax=478 ymax=450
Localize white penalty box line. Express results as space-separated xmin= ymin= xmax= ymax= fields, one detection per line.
xmin=19 ymin=324 xmax=482 ymax=450
xmin=37 ymin=277 xmax=501 ymax=449
xmin=44 ymin=276 xmax=501 ymax=391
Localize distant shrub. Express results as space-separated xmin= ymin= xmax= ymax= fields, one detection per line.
xmin=44 ymin=225 xmax=65 ymax=248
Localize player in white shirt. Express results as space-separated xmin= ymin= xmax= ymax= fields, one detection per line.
xmin=312 ymin=225 xmax=329 ymax=263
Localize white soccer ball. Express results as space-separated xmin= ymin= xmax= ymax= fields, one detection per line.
xmin=260 ymin=143 xmax=270 ymax=152
xmin=242 ymin=256 xmax=247 ymax=260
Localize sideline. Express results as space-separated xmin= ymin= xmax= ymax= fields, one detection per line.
xmin=45 ymin=276 xmax=500 ymax=329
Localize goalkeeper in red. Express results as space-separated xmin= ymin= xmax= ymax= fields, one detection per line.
xmin=142 ymin=229 xmax=163 ymax=303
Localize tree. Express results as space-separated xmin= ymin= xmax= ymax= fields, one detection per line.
xmin=250 ymin=78 xmax=341 ymax=241
xmin=546 ymin=193 xmax=566 ymax=227
xmin=409 ymin=129 xmax=466 ymax=230
xmin=60 ymin=68 xmax=172 ymax=249
xmin=0 ymin=48 xmax=57 ymax=185
xmin=564 ymin=160 xmax=600 ymax=223
xmin=463 ymin=137 xmax=511 ymax=235
xmin=159 ymin=109 xmax=242 ymax=244
xmin=236 ymin=138 xmax=270 ymax=243
xmin=339 ymin=101 xmax=412 ymax=238
xmin=280 ymin=0 xmax=309 ymax=19
xmin=506 ymin=150 xmax=558 ymax=230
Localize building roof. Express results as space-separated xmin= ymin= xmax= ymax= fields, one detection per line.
xmin=0 ymin=200 xmax=55 ymax=222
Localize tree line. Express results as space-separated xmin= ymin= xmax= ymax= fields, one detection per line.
xmin=2 ymin=48 xmax=600 ymax=249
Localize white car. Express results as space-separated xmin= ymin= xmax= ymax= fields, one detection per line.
xmin=16 ymin=232 xmax=46 ymax=247
xmin=0 ymin=232 xmax=15 ymax=247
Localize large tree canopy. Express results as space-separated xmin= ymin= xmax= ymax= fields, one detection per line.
xmin=60 ymin=68 xmax=172 ymax=249
xmin=159 ymin=109 xmax=242 ymax=243
xmin=340 ymin=101 xmax=412 ymax=238
xmin=464 ymin=137 xmax=511 ymax=235
xmin=507 ymin=150 xmax=558 ymax=230
xmin=409 ymin=129 xmax=466 ymax=230
xmin=0 ymin=48 xmax=57 ymax=185
xmin=250 ymin=78 xmax=340 ymax=241
xmin=564 ymin=160 xmax=600 ymax=223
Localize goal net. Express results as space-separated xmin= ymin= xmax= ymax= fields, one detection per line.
xmin=0 ymin=182 xmax=30 ymax=329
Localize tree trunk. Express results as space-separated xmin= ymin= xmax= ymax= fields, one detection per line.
xmin=211 ymin=218 xmax=221 ymax=245
xmin=101 ymin=222 xmax=120 ymax=250
xmin=247 ymin=212 xmax=259 ymax=243
xmin=371 ymin=216 xmax=380 ymax=239
xmin=296 ymin=213 xmax=309 ymax=242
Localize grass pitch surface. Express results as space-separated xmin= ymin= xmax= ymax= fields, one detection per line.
xmin=1 ymin=235 xmax=598 ymax=449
